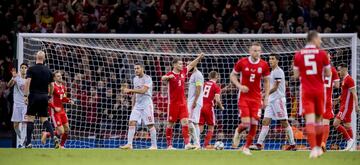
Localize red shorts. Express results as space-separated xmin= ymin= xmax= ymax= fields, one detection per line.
xmin=323 ymin=101 xmax=334 ymax=120
xmin=238 ymin=98 xmax=261 ymax=120
xmin=300 ymin=91 xmax=325 ymax=116
xmin=49 ymin=108 xmax=68 ymax=127
xmin=199 ymin=104 xmax=215 ymax=126
xmin=167 ymin=103 xmax=188 ymax=123
xmin=336 ymin=105 xmax=353 ymax=123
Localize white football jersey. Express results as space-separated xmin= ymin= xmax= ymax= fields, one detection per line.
xmin=133 ymin=74 xmax=153 ymax=109
xmin=13 ymin=75 xmax=26 ymax=106
xmin=187 ymin=70 xmax=204 ymax=106
xmin=269 ymin=67 xmax=286 ymax=102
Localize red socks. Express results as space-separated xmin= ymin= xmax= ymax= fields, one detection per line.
xmin=336 ymin=125 xmax=351 ymax=140
xmin=306 ymin=123 xmax=316 ymax=149
xmin=245 ymin=125 xmax=257 ymax=148
xmin=322 ymin=125 xmax=330 ymax=145
xmin=237 ymin=123 xmax=250 ymax=134
xmin=346 ymin=128 xmax=353 ymax=139
xmin=203 ymin=130 xmax=214 ymax=147
xmin=166 ymin=127 xmax=173 ymax=147
xmin=181 ymin=125 xmax=190 ymax=145
xmin=60 ymin=133 xmax=68 ymax=146
xmin=315 ymin=123 xmax=323 ymax=147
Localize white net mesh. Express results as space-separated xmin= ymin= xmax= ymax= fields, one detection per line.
xmin=19 ymin=34 xmax=358 ymax=149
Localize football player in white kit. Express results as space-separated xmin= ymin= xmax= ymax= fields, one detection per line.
xmin=250 ymin=53 xmax=296 ymax=151
xmin=7 ymin=63 xmax=28 ymax=148
xmin=120 ymin=63 xmax=157 ymax=150
xmin=187 ymin=67 xmax=204 ymax=149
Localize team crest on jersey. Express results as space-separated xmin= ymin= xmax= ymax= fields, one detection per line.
xmin=258 ymin=67 xmax=262 ymax=73
xmin=245 ymin=67 xmax=249 ymax=71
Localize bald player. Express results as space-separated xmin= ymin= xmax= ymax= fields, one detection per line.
xmin=23 ymin=51 xmax=60 ymax=148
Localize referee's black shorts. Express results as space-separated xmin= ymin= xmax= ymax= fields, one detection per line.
xmin=26 ymin=93 xmax=49 ymax=117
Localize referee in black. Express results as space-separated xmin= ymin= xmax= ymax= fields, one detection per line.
xmin=23 ymin=50 xmax=59 ymax=148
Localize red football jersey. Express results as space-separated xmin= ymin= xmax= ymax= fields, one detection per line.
xmin=233 ymin=57 xmax=270 ymax=101
xmin=340 ymin=74 xmax=355 ymax=111
xmin=165 ymin=68 xmax=188 ymax=105
xmin=52 ymin=82 xmax=70 ymax=111
xmin=203 ymin=80 xmax=221 ymax=106
xmin=293 ymin=45 xmax=330 ymax=93
xmin=325 ymin=66 xmax=340 ymax=106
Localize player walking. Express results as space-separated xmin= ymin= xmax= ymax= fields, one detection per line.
xmin=23 ymin=51 xmax=59 ymax=148
xmin=333 ymin=63 xmax=358 ymax=151
xmin=321 ymin=53 xmax=340 ymax=151
xmin=293 ymin=31 xmax=331 ymax=158
xmin=230 ymin=42 xmax=270 ymax=155
xmin=250 ymin=53 xmax=296 ymax=151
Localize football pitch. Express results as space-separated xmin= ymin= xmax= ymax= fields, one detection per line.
xmin=0 ymin=149 xmax=359 ymax=165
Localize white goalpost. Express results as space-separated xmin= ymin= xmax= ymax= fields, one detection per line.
xmin=16 ymin=33 xmax=358 ymax=150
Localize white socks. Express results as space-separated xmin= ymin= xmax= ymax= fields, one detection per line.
xmin=285 ymin=126 xmax=295 ymax=145
xmin=194 ymin=124 xmax=200 ymax=146
xmin=189 ymin=122 xmax=200 ymax=146
xmin=257 ymin=125 xmax=269 ymax=145
xmin=127 ymin=126 xmax=136 ymax=145
xmin=149 ymin=127 xmax=157 ymax=147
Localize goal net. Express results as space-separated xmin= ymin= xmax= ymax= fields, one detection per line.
xmin=17 ymin=33 xmax=359 ymax=150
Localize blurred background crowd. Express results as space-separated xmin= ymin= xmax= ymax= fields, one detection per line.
xmin=0 ymin=0 xmax=359 ymax=145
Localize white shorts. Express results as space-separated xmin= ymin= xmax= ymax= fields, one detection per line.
xmin=11 ymin=105 xmax=27 ymax=122
xmin=264 ymin=97 xmax=288 ymax=120
xmin=129 ymin=104 xmax=155 ymax=125
xmin=187 ymin=102 xmax=202 ymax=124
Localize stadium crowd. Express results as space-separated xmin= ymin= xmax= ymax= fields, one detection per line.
xmin=0 ymin=0 xmax=359 ymax=141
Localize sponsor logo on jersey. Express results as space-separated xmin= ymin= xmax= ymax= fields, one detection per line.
xmin=258 ymin=67 xmax=262 ymax=73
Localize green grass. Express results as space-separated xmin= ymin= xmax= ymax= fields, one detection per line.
xmin=0 ymin=149 xmax=359 ymax=165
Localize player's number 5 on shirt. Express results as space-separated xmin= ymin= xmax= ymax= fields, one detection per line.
xmin=304 ymin=54 xmax=317 ymax=75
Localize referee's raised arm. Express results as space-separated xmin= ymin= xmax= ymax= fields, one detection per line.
xmin=23 ymin=50 xmax=60 ymax=149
